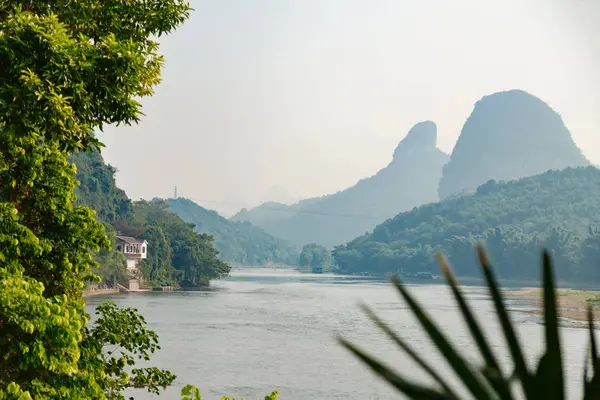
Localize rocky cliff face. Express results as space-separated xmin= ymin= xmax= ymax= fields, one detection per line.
xmin=232 ymin=121 xmax=449 ymax=248
xmin=438 ymin=90 xmax=590 ymax=199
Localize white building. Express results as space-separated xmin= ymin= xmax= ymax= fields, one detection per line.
xmin=116 ymin=236 xmax=148 ymax=271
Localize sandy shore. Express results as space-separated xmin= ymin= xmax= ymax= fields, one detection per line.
xmin=504 ymin=288 xmax=600 ymax=322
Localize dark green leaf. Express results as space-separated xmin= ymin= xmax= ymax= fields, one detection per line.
xmin=390 ymin=273 xmax=494 ymax=399
xmin=538 ymin=250 xmax=564 ymax=399
xmin=360 ymin=303 xmax=461 ymax=399
xmin=477 ymin=244 xmax=533 ymax=398
xmin=436 ymin=253 xmax=514 ymax=400
xmin=339 ymin=337 xmax=454 ymax=400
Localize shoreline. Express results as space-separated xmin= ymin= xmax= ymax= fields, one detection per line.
xmin=504 ymin=288 xmax=600 ymax=322
xmin=82 ymin=288 xmax=120 ymax=297
xmin=82 ymin=288 xmax=155 ymax=297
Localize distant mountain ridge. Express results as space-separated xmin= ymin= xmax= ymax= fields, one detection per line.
xmin=438 ymin=89 xmax=590 ymax=199
xmin=167 ymin=197 xmax=298 ymax=266
xmin=333 ymin=166 xmax=600 ymax=281
xmin=232 ymin=121 xmax=449 ymax=248
xmin=259 ymin=185 xmax=300 ymax=205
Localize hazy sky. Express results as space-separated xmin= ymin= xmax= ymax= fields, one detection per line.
xmin=98 ymin=0 xmax=600 ymax=216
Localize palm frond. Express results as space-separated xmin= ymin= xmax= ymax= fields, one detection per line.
xmin=340 ymin=246 xmax=600 ymax=400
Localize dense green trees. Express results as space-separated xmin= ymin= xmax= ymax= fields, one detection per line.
xmin=0 ymin=1 xmax=274 ymax=399
xmin=334 ymin=167 xmax=600 ymax=282
xmin=72 ymin=151 xmax=230 ymax=288
xmin=299 ymin=243 xmax=333 ymax=269
xmin=71 ymin=149 xmax=132 ymax=286
xmin=133 ymin=199 xmax=230 ymax=287
xmin=71 ymin=150 xmax=132 ymax=223
xmin=168 ymin=197 xmax=298 ymax=266
xmin=0 ymin=1 xmax=193 ymax=398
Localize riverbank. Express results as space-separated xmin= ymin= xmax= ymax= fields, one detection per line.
xmin=82 ymin=288 xmax=120 ymax=297
xmin=82 ymin=287 xmax=153 ymax=297
xmin=505 ymin=288 xmax=600 ymax=322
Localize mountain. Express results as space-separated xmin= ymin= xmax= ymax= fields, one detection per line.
xmin=166 ymin=197 xmax=298 ymax=266
xmin=71 ymin=150 xmax=132 ymax=223
xmin=232 ymin=121 xmax=449 ymax=248
xmin=438 ymin=90 xmax=590 ymax=199
xmin=259 ymin=185 xmax=300 ymax=205
xmin=334 ymin=167 xmax=600 ymax=282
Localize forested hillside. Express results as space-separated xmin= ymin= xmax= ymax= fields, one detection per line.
xmin=71 ymin=150 xmax=229 ymax=287
xmin=334 ymin=167 xmax=600 ymax=282
xmin=232 ymin=121 xmax=449 ymax=248
xmin=71 ymin=151 xmax=132 ymax=222
xmin=438 ymin=90 xmax=590 ymax=199
xmin=167 ymin=198 xmax=298 ymax=265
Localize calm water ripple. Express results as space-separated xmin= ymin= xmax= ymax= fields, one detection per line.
xmin=85 ymin=269 xmax=593 ymax=400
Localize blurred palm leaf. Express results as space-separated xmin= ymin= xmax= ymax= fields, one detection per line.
xmin=339 ymin=244 xmax=599 ymax=399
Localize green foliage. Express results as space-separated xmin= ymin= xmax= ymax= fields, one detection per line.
xmin=0 ymin=0 xmax=190 ymax=398
xmin=340 ymin=245 xmax=600 ymax=399
xmin=334 ymin=167 xmax=600 ymax=282
xmin=71 ymin=150 xmax=132 ymax=223
xmin=92 ymin=225 xmax=128 ymax=287
xmin=80 ymin=302 xmax=176 ymax=400
xmin=137 ymin=225 xmax=176 ymax=286
xmin=134 ymin=199 xmax=230 ymax=287
xmin=70 ymin=149 xmax=137 ymax=287
xmin=180 ymin=385 xmax=280 ymax=400
xmin=167 ymin=198 xmax=298 ymax=266
xmin=299 ymin=243 xmax=332 ymax=268
xmin=581 ymin=225 xmax=600 ymax=281
xmin=71 ymin=150 xmax=230 ymax=288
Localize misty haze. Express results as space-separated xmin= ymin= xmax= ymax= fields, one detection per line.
xmin=2 ymin=1 xmax=600 ymax=400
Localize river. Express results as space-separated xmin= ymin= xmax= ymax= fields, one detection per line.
xmin=85 ymin=268 xmax=593 ymax=400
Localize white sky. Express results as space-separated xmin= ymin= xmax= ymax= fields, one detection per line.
xmin=98 ymin=0 xmax=600 ymax=216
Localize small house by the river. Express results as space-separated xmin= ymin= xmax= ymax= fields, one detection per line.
xmin=116 ymin=236 xmax=147 ymax=270
xmin=116 ymin=235 xmax=148 ymax=291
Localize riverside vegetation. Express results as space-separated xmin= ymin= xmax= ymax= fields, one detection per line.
xmin=1 ymin=1 xmax=597 ymax=400
xmin=333 ymin=167 xmax=600 ymax=283
xmin=72 ymin=150 xmax=230 ymax=289
xmin=232 ymin=90 xmax=591 ymax=250
xmin=0 ymin=2 xmax=273 ymax=399
xmin=71 ymin=150 xmax=299 ymax=286
xmin=166 ymin=197 xmax=298 ymax=267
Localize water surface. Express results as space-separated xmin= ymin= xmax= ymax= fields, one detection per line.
xmin=85 ymin=268 xmax=592 ymax=400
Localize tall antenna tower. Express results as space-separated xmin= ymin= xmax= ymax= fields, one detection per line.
xmin=174 ymin=185 xmax=178 ymax=199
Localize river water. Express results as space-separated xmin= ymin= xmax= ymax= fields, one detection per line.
xmin=85 ymin=268 xmax=593 ymax=400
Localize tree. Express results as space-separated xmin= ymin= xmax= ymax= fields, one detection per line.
xmin=133 ymin=199 xmax=230 ymax=287
xmin=580 ymin=224 xmax=600 ymax=280
xmin=71 ymin=150 xmax=132 ymax=224
xmin=167 ymin=197 xmax=298 ymax=266
xmin=93 ymin=224 xmax=129 ymax=287
xmin=138 ymin=225 xmax=176 ymax=286
xmin=299 ymin=243 xmax=332 ymax=268
xmin=333 ymin=167 xmax=600 ymax=281
xmin=0 ymin=1 xmax=190 ymax=398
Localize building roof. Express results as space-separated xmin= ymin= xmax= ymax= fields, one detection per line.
xmin=116 ymin=236 xmax=147 ymax=245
